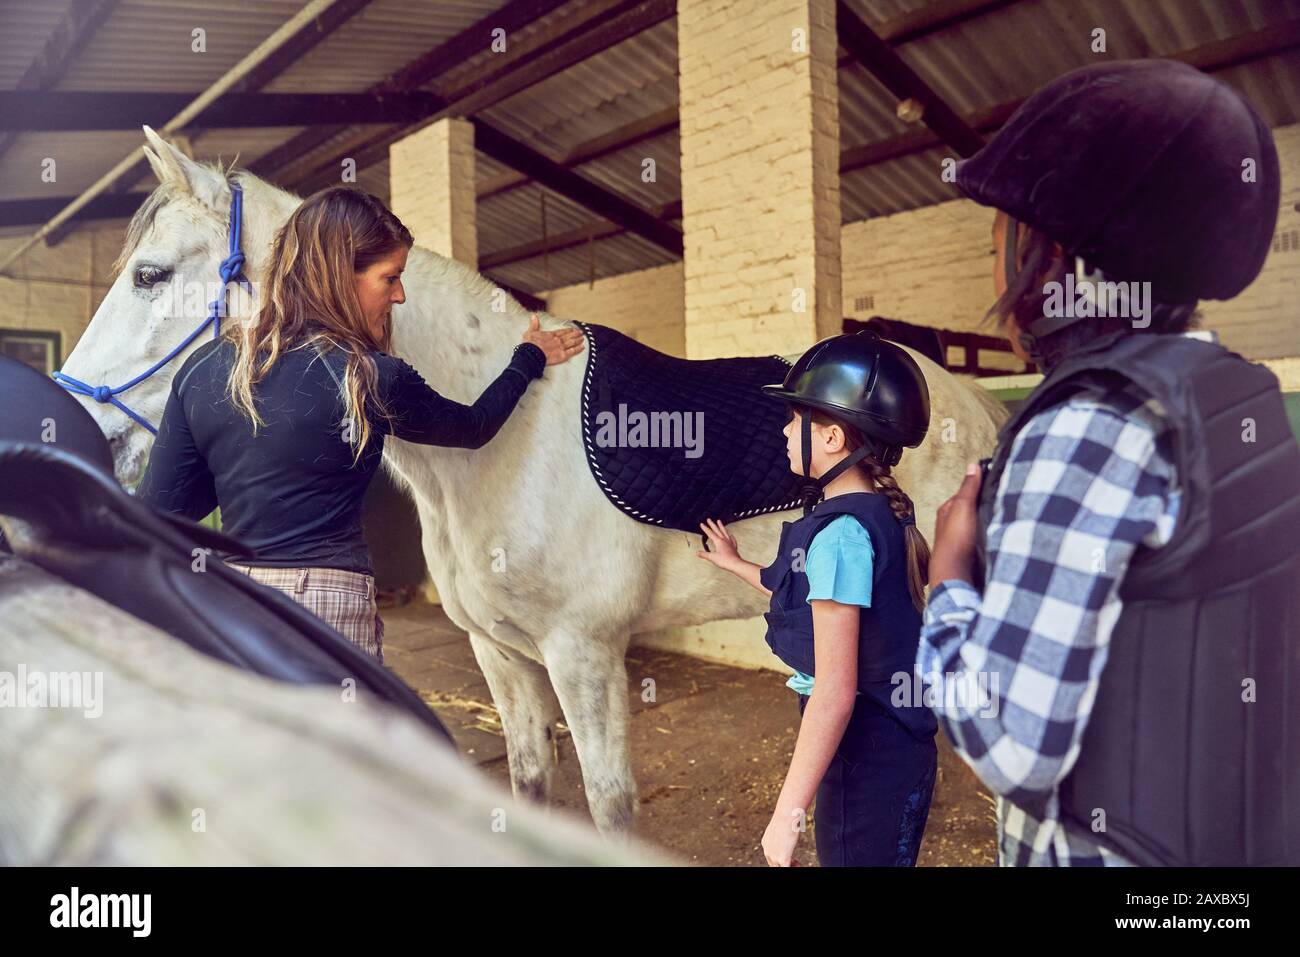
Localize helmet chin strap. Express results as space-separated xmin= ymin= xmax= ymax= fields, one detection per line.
xmin=1004 ymin=214 xmax=1041 ymax=361
xmin=1004 ymin=213 xmax=1109 ymax=349
xmin=798 ymin=412 xmax=874 ymax=516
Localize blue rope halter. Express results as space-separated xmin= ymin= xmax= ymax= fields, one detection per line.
xmin=52 ymin=182 xmax=250 ymax=435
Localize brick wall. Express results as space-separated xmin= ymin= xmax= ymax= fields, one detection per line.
xmin=546 ymin=263 xmax=685 ymax=354
xmin=0 ymin=221 xmax=123 ymax=370
xmin=1205 ymin=122 xmax=1300 ymax=360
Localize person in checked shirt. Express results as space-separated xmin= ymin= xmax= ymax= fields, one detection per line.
xmin=918 ymin=61 xmax=1300 ymax=866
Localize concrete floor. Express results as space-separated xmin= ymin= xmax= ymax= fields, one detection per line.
xmin=381 ymin=596 xmax=998 ymax=866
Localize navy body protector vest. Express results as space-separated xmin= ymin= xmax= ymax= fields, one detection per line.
xmin=760 ymin=492 xmax=922 ymax=689
xmin=973 ymin=331 xmax=1300 ymax=866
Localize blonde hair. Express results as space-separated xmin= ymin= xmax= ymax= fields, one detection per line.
xmin=227 ymin=186 xmax=413 ymax=465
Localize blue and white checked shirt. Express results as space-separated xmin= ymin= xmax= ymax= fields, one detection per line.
xmin=918 ymin=380 xmax=1182 ymax=866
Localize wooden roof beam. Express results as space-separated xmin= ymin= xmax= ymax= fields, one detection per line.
xmin=478 ymin=198 xmax=679 ymax=270
xmin=0 ymin=0 xmax=121 ymax=166
xmin=479 ymin=221 xmax=625 ymax=270
xmin=281 ymin=0 xmax=675 ymax=192
xmin=878 ymin=0 xmax=1021 ymax=46
xmin=44 ymin=0 xmax=377 ymax=246
xmin=2 ymin=91 xmax=454 ymax=132
xmin=0 ymin=191 xmax=148 ymax=229
xmin=17 ymin=10 xmax=1296 ymax=233
xmin=473 ymin=121 xmax=682 ymax=258
xmin=836 ymin=0 xmax=986 ymax=157
xmin=248 ymin=0 xmax=571 ymax=181
xmin=101 ymin=0 xmax=375 ymax=192
xmin=482 ymin=279 xmax=547 ymax=311
xmin=477 ymin=106 xmax=679 ymax=201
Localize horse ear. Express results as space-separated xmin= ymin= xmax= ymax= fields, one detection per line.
xmin=141 ymin=126 xmax=189 ymax=189
xmin=141 ymin=144 xmax=173 ymax=188
xmin=140 ymin=125 xmax=225 ymax=206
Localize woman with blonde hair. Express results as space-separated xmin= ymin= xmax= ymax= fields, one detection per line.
xmin=137 ymin=186 xmax=583 ymax=660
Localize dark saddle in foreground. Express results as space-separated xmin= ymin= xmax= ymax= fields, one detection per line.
xmin=575 ymin=322 xmax=804 ymax=533
xmin=0 ymin=356 xmax=451 ymax=745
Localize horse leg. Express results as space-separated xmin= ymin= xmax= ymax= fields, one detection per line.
xmin=540 ymin=629 xmax=637 ymax=836
xmin=467 ymin=631 xmax=562 ymax=805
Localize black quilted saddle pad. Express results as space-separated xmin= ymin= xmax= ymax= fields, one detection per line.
xmin=574 ymin=322 xmax=804 ymax=532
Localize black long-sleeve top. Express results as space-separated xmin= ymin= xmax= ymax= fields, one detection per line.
xmin=136 ymin=336 xmax=546 ymax=575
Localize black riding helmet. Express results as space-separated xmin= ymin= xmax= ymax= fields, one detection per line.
xmin=762 ymin=330 xmax=930 ymax=514
xmin=955 ymin=59 xmax=1280 ymax=340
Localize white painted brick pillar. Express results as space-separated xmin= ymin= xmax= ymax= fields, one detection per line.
xmin=388 ymin=118 xmax=478 ymax=268
xmin=678 ymin=0 xmax=842 ymax=359
xmin=388 ymin=118 xmax=478 ymax=607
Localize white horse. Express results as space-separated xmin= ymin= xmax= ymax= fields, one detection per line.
xmin=58 ymin=127 xmax=1008 ymax=834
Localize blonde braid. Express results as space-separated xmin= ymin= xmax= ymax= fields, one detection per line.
xmin=861 ymin=457 xmax=914 ymax=524
xmin=861 ymin=456 xmax=931 ymax=612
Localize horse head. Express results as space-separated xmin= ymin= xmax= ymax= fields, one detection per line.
xmin=57 ymin=126 xmax=296 ymax=484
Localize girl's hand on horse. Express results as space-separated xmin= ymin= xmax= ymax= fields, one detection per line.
xmin=522 ymin=314 xmax=585 ymax=366
xmin=697 ymin=518 xmax=741 ymax=569
xmin=929 ymin=461 xmax=982 ymax=588
xmin=761 ymin=810 xmax=802 ymax=867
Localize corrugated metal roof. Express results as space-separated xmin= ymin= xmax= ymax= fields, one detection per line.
xmin=0 ymin=123 xmax=317 ymax=201
xmin=1 ymin=0 xmax=1296 ymax=293
xmin=475 ymin=18 xmax=678 ymax=154
xmin=835 ymin=0 xmax=1300 ymax=218
xmin=482 ymin=182 xmax=600 ymax=240
xmin=842 ymin=0 xmax=1300 ymax=121
xmin=264 ymin=1 xmax=500 ymax=94
xmin=488 ymin=227 xmax=678 ymax=292
xmin=842 ymin=146 xmax=957 ymax=221
xmin=52 ymin=0 xmax=501 ymax=93
xmin=0 ymin=0 xmax=75 ymax=89
xmin=56 ymin=1 xmax=307 ymax=92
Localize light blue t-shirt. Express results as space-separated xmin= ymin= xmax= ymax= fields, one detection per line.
xmin=786 ymin=513 xmax=875 ymax=695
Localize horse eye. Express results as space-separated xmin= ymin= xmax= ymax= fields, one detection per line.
xmin=134 ymin=264 xmax=171 ymax=288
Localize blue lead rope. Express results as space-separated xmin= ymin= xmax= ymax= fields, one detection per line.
xmin=52 ymin=182 xmax=250 ymax=435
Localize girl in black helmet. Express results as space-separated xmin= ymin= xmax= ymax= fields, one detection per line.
xmin=922 ymin=60 xmax=1298 ymax=866
xmin=698 ymin=330 xmax=939 ymax=867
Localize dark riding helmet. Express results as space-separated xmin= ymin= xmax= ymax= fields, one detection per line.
xmin=954 ymin=59 xmax=1280 ymax=338
xmin=762 ymin=331 xmax=929 ymax=514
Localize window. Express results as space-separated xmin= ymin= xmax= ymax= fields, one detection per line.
xmin=0 ymin=329 xmax=61 ymax=375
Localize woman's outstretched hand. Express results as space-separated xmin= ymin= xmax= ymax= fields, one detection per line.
xmin=522 ymin=313 xmax=585 ymax=366
xmin=697 ymin=518 xmax=741 ymax=570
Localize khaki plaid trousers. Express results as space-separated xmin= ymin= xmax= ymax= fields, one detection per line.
xmin=226 ymin=562 xmax=384 ymax=662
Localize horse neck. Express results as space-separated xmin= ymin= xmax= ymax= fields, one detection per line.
xmin=389 ymin=249 xmax=526 ymax=398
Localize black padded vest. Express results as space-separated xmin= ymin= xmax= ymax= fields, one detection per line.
xmin=973 ymin=332 xmax=1300 ymax=865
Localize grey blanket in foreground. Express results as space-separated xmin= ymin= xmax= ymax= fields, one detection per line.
xmin=0 ymin=554 xmax=663 ymax=866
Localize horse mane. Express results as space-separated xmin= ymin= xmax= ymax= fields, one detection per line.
xmin=407 ymin=239 xmax=555 ymax=327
